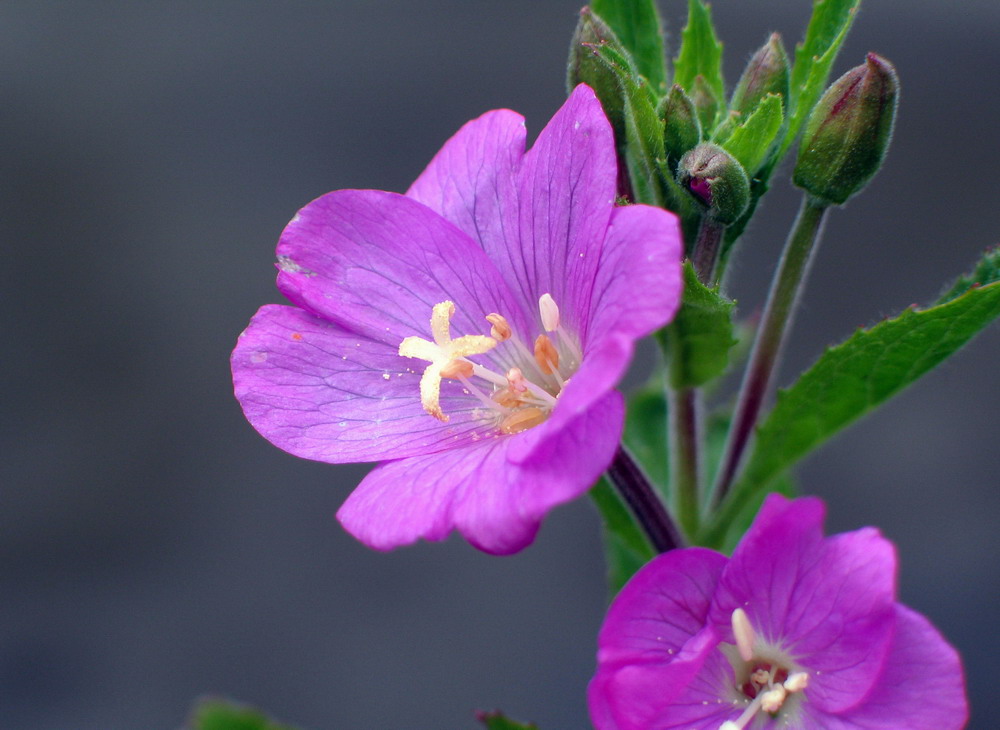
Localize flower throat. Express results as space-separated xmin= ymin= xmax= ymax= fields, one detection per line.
xmin=398 ymin=294 xmax=580 ymax=434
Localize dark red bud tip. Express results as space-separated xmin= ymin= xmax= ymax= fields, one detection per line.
xmin=677 ymin=143 xmax=750 ymax=224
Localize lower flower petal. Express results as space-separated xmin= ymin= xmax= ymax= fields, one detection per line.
xmin=710 ymin=495 xmax=896 ymax=712
xmin=337 ymin=393 xmax=621 ymax=554
xmin=506 ymin=335 xmax=630 ymax=467
xmin=799 ymin=605 xmax=968 ymax=729
xmin=595 ymin=548 xmax=727 ymax=668
xmin=589 ymin=627 xmax=721 ymax=730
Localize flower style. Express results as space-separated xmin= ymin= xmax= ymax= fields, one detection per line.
xmin=589 ymin=494 xmax=968 ymax=729
xmin=231 ymin=85 xmax=683 ymax=554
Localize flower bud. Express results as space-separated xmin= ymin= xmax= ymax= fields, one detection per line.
xmin=658 ymin=84 xmax=701 ymax=171
xmin=793 ymin=53 xmax=899 ymax=206
xmin=690 ymin=74 xmax=721 ymax=134
xmin=677 ymin=143 xmax=750 ymax=224
xmin=567 ymin=8 xmax=629 ymax=138
xmin=730 ymin=33 xmax=790 ymax=118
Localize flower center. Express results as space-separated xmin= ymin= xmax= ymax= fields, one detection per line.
xmin=718 ymin=608 xmax=809 ymax=730
xmin=398 ymin=294 xmax=581 ymax=434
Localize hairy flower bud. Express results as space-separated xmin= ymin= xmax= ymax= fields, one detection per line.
xmin=677 ymin=143 xmax=750 ymax=224
xmin=793 ymin=53 xmax=899 ymax=206
xmin=730 ymin=33 xmax=790 ymax=118
xmin=567 ymin=8 xmax=629 ymax=138
xmin=658 ymin=84 xmax=702 ymax=171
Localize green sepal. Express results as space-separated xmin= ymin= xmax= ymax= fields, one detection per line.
xmin=690 ymin=74 xmax=721 ymax=135
xmin=780 ymin=0 xmax=862 ymax=159
xmin=592 ymin=0 xmax=668 ymax=92
xmin=187 ymin=699 xmax=301 ymax=730
xmin=674 ymin=0 xmax=725 ymax=111
xmin=567 ymin=9 xmax=632 ymax=144
xmin=659 ymin=84 xmax=702 ymax=172
xmin=666 ymin=262 xmax=738 ymax=388
xmin=730 ymin=33 xmax=790 ymax=120
xmin=590 ymin=43 xmax=699 ymax=236
xmin=720 ymin=94 xmax=785 ymax=177
xmin=477 ymin=710 xmax=539 ymax=730
xmin=704 ymin=265 xmax=1000 ymax=546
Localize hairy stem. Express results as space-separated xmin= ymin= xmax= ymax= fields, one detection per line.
xmin=710 ymin=196 xmax=830 ymax=507
xmin=607 ymin=446 xmax=685 ymax=553
xmin=691 ymin=215 xmax=727 ymax=285
xmin=668 ymin=385 xmax=701 ymax=536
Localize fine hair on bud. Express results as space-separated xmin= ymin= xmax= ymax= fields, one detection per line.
xmin=793 ymin=53 xmax=900 ymax=206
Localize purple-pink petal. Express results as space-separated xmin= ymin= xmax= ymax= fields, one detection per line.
xmin=406 ymin=108 xmax=525 ymax=259
xmin=233 ymin=304 xmax=495 ymax=463
xmin=509 ymin=85 xmax=618 ymax=334
xmin=595 ymin=548 xmax=727 ymax=668
xmin=589 ymin=495 xmax=968 ymax=729
xmin=711 ymin=495 xmax=897 ymax=712
xmin=800 ymin=605 xmax=968 ymax=729
xmin=589 ymin=626 xmax=720 ymax=730
xmin=275 ymin=188 xmax=534 ymax=346
xmin=337 ymin=390 xmax=622 ymax=554
xmin=584 ymin=203 xmax=684 ymax=346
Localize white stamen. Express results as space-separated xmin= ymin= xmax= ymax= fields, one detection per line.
xmin=719 ymin=692 xmax=765 ymax=730
xmin=457 ymin=374 xmax=509 ymax=414
xmin=539 ymin=292 xmax=560 ymax=331
xmin=555 ymin=323 xmax=584 ymax=365
xmin=784 ymin=672 xmax=809 ymax=693
xmin=732 ymin=608 xmax=756 ymax=663
xmin=759 ymin=685 xmax=787 ymax=713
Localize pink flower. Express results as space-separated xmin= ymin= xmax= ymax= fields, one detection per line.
xmin=589 ymin=494 xmax=968 ymax=729
xmin=231 ymin=86 xmax=683 ymax=554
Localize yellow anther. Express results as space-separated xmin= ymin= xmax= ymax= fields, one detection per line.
xmin=398 ymin=300 xmax=497 ymax=421
xmin=538 ymin=292 xmax=560 ymax=332
xmin=485 ymin=313 xmax=512 ymax=341
xmin=500 ymin=407 xmax=549 ymax=434
xmin=534 ymin=334 xmax=560 ymax=374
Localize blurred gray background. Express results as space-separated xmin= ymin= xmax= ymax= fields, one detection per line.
xmin=1 ymin=1 xmax=997 ymax=728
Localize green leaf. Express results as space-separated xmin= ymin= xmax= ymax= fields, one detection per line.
xmin=590 ymin=476 xmax=656 ymax=595
xmin=707 ymin=274 xmax=1000 ymax=545
xmin=719 ymin=94 xmax=785 ymax=176
xmin=592 ymin=0 xmax=668 ymax=91
xmin=674 ymin=0 xmax=725 ymax=112
xmin=936 ymin=245 xmax=1000 ymax=304
xmin=780 ymin=0 xmax=861 ymax=159
xmin=189 ymin=699 xmax=300 ymax=730
xmin=666 ymin=262 xmax=738 ymax=389
xmin=478 ymin=710 xmax=539 ymax=730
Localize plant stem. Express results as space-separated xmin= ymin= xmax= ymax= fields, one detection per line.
xmin=691 ymin=215 xmax=726 ymax=285
xmin=607 ymin=446 xmax=685 ymax=553
xmin=710 ymin=196 xmax=830 ymax=508
xmin=668 ymin=385 xmax=701 ymax=536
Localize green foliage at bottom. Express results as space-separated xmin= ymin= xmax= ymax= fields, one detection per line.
xmin=478 ymin=710 xmax=540 ymax=730
xmin=188 ymin=699 xmax=301 ymax=730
